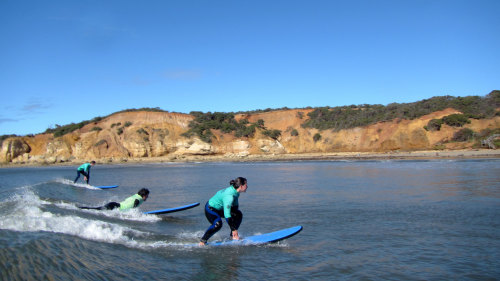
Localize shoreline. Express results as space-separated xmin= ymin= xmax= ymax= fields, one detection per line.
xmin=1 ymin=149 xmax=500 ymax=168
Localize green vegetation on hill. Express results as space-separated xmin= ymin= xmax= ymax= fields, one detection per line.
xmin=442 ymin=114 xmax=471 ymax=127
xmin=23 ymin=91 xmax=499 ymax=140
xmin=262 ymin=129 xmax=282 ymax=140
xmin=234 ymin=106 xmax=300 ymax=114
xmin=113 ymin=107 xmax=168 ymax=114
xmin=44 ymin=117 xmax=104 ymax=137
xmin=43 ymin=107 xmax=165 ymax=137
xmin=425 ymin=114 xmax=471 ymax=131
xmin=181 ymin=112 xmax=265 ymax=143
xmin=181 ymin=111 xmax=285 ymax=143
xmin=302 ymin=91 xmax=500 ymax=131
xmin=440 ymin=127 xmax=500 ymax=148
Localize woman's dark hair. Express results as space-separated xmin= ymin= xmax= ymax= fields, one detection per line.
xmin=138 ymin=188 xmax=150 ymax=197
xmin=230 ymin=177 xmax=247 ymax=188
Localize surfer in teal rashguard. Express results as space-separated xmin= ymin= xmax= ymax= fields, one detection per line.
xmin=73 ymin=161 xmax=96 ymax=184
xmin=199 ymin=177 xmax=248 ymax=246
xmin=79 ymin=188 xmax=150 ymax=211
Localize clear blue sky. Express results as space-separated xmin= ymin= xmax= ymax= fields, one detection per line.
xmin=1 ymin=0 xmax=499 ymax=135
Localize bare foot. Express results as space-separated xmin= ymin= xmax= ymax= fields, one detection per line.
xmin=232 ymin=230 xmax=240 ymax=240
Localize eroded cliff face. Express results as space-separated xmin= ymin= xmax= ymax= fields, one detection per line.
xmin=1 ymin=108 xmax=499 ymax=164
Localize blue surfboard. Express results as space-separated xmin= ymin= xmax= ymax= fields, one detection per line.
xmin=144 ymin=202 xmax=200 ymax=215
xmin=96 ymin=185 xmax=119 ymax=189
xmin=209 ymin=225 xmax=303 ymax=246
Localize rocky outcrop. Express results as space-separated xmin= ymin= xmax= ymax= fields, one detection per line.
xmin=1 ymin=108 xmax=499 ymax=164
xmin=0 ymin=138 xmax=31 ymax=162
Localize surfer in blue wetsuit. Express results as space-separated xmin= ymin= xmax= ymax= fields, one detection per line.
xmin=79 ymin=188 xmax=149 ymax=211
xmin=199 ymin=177 xmax=248 ymax=246
xmin=74 ymin=161 xmax=96 ymax=184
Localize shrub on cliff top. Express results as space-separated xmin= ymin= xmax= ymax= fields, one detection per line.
xmin=183 ymin=112 xmax=261 ymax=143
xmin=115 ymin=107 xmax=168 ymax=113
xmin=452 ymin=128 xmax=475 ymax=142
xmin=442 ymin=114 xmax=470 ymax=127
xmin=44 ymin=116 xmax=103 ymax=137
xmin=302 ymin=91 xmax=498 ymax=131
xmin=262 ymin=129 xmax=282 ymax=140
xmin=425 ymin=119 xmax=444 ymax=131
xmin=136 ymin=128 xmax=149 ymax=135
xmin=313 ymin=133 xmax=322 ymax=142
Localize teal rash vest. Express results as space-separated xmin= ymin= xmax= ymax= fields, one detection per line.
xmin=77 ymin=163 xmax=92 ymax=173
xmin=119 ymin=194 xmax=144 ymax=211
xmin=208 ymin=186 xmax=239 ymax=218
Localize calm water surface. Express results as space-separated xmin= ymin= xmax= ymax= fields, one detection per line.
xmin=1 ymin=159 xmax=499 ymax=280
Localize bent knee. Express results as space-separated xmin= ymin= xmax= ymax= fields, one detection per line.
xmin=214 ymin=220 xmax=223 ymax=230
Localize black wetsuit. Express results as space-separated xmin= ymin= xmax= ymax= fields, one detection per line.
xmin=79 ymin=202 xmax=120 ymax=210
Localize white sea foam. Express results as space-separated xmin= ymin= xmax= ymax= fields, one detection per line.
xmin=0 ymin=189 xmax=292 ymax=251
xmin=55 ymin=178 xmax=100 ymax=189
xmin=78 ymin=206 xmax=162 ymax=222
xmin=176 ymin=230 xmax=206 ymax=240
xmin=0 ymin=189 xmax=164 ymax=249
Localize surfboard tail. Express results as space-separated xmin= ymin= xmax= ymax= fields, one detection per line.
xmin=143 ymin=202 xmax=200 ymax=215
xmin=210 ymin=225 xmax=303 ymax=246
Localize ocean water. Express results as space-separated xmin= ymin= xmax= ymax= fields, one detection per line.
xmin=1 ymin=159 xmax=499 ymax=280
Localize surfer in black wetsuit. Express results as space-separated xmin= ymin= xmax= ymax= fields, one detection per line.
xmin=79 ymin=188 xmax=149 ymax=211
xmin=199 ymin=177 xmax=248 ymax=246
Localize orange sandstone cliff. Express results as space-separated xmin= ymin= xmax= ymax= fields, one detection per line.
xmin=1 ymin=108 xmax=499 ymax=164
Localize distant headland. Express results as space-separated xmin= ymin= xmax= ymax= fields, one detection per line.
xmin=1 ymin=91 xmax=499 ymax=166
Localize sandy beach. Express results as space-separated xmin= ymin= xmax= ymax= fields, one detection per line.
xmin=170 ymin=149 xmax=500 ymax=162
xmin=1 ymin=149 xmax=499 ymax=168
